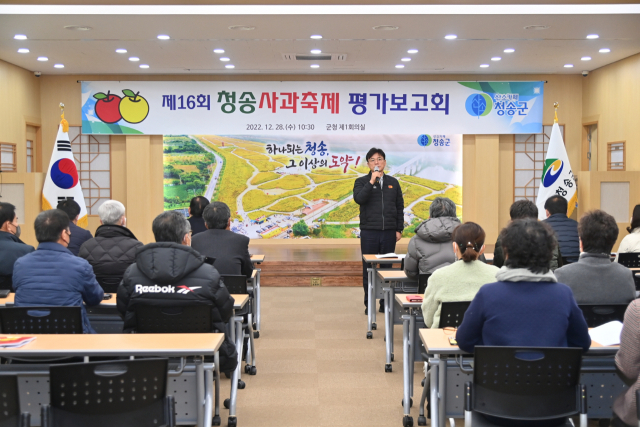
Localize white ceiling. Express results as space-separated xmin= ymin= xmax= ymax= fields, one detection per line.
xmin=1 ymin=5 xmax=639 ymax=75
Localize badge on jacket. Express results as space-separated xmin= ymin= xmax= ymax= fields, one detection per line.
xmin=388 ymin=185 xmax=393 ymax=189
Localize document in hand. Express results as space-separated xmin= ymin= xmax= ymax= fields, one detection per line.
xmin=588 ymin=321 xmax=623 ymax=346
xmin=375 ymin=253 xmax=406 ymax=259
xmin=0 ymin=336 xmax=36 ymax=348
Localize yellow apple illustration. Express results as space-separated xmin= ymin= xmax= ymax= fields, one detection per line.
xmin=119 ymin=89 xmax=149 ymax=124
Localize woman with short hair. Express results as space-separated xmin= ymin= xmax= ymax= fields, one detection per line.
xmin=404 ymin=197 xmax=460 ymax=279
xmin=421 ymin=222 xmax=498 ymax=328
xmin=456 ymin=219 xmax=591 ymax=353
xmin=615 ymin=204 xmax=640 ymax=261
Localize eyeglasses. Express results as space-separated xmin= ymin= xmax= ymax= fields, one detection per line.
xmin=443 ymin=327 xmax=457 ymax=335
xmin=368 ymin=157 xmax=385 ymax=163
xmin=64 ymin=229 xmax=72 ymax=237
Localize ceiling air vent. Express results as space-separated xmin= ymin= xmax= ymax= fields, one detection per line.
xmin=282 ymin=53 xmax=347 ymax=62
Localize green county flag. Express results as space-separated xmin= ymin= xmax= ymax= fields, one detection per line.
xmin=536 ymin=122 xmax=577 ymax=220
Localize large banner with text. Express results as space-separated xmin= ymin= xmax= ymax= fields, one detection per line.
xmin=81 ymin=81 xmax=542 ymax=239
xmin=81 ymin=81 xmax=543 ymax=135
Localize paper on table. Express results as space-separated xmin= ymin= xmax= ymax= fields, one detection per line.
xmin=0 ymin=336 xmax=36 ymax=348
xmin=589 ymin=321 xmax=623 ymax=346
xmin=375 ymin=253 xmax=406 ymax=259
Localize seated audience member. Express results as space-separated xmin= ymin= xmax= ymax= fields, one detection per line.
xmin=612 ymin=299 xmax=640 ymax=427
xmin=555 ymin=210 xmax=635 ymax=304
xmin=543 ymin=195 xmax=580 ymax=263
xmin=187 ymin=196 xmax=209 ymax=236
xmin=493 ymin=199 xmax=561 ymax=270
xmin=404 ymin=197 xmax=460 ymax=279
xmin=0 ymin=203 xmax=34 ymax=290
xmin=421 ymin=222 xmax=498 ymax=328
xmin=12 ymin=209 xmax=104 ymax=333
xmin=117 ymin=211 xmax=237 ymax=372
xmin=56 ymin=199 xmax=92 ymax=256
xmin=456 ymin=219 xmax=591 ymax=355
xmin=79 ymin=200 xmax=143 ymax=293
xmin=191 ymin=201 xmax=253 ymax=278
xmin=615 ymin=204 xmax=640 ymax=262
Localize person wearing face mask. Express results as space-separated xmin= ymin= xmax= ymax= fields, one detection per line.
xmin=79 ymin=200 xmax=143 ymax=293
xmin=117 ymin=211 xmax=238 ymax=374
xmin=0 ymin=203 xmax=34 ymax=290
xmin=56 ymin=199 xmax=93 ymax=256
xmin=12 ymin=209 xmax=104 ymax=333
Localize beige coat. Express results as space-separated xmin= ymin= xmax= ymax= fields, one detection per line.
xmin=613 ymin=299 xmax=640 ymax=425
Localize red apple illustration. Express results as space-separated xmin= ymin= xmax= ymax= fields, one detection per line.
xmin=93 ymin=91 xmax=122 ymax=123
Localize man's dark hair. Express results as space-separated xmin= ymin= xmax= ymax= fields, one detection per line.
xmin=509 ymin=199 xmax=539 ymax=220
xmin=365 ymin=147 xmax=386 ymax=162
xmin=56 ymin=199 xmax=81 ymax=221
xmin=0 ymin=203 xmax=16 ymax=227
xmin=34 ymin=209 xmax=70 ymax=243
xmin=628 ymin=204 xmax=640 ymax=233
xmin=203 ymin=202 xmax=231 ymax=230
xmin=152 ymin=211 xmax=191 ymax=244
xmin=544 ymin=195 xmax=568 ymax=216
xmin=500 ymin=219 xmax=557 ymax=274
xmin=189 ymin=196 xmax=210 ymax=218
xmin=579 ymin=210 xmax=619 ymax=254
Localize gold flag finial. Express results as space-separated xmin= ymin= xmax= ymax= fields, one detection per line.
xmin=553 ymin=102 xmax=559 ymax=124
xmin=59 ymin=103 xmax=69 ymax=132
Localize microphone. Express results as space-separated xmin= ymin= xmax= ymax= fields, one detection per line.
xmin=374 ymin=166 xmax=381 ymax=185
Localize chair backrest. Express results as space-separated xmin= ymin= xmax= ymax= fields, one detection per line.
xmin=418 ymin=274 xmax=431 ymax=295
xmin=578 ymin=304 xmax=628 ymax=328
xmin=439 ymin=301 xmax=471 ymax=328
xmin=472 ymin=346 xmax=583 ymax=420
xmin=0 ymin=307 xmax=83 ymax=334
xmin=618 ymin=253 xmax=640 ymax=268
xmin=134 ymin=304 xmax=212 ymax=333
xmin=45 ymin=359 xmax=174 ymax=427
xmin=0 ymin=376 xmax=29 ymax=427
xmin=221 ymin=275 xmax=248 ymax=295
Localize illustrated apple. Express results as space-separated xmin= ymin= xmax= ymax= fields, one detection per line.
xmin=93 ymin=91 xmax=122 ymax=123
xmin=119 ymin=89 xmax=150 ymax=124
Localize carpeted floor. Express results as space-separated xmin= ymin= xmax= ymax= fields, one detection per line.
xmin=218 ymin=286 xmax=425 ymax=427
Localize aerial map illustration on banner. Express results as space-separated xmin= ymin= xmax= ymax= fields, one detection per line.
xmin=163 ymin=134 xmax=462 ymax=239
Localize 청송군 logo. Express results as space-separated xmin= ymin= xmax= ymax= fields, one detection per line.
xmin=417 ymin=134 xmax=433 ymax=147
xmin=542 ymin=159 xmax=563 ymax=188
xmin=465 ymin=93 xmax=493 ymax=117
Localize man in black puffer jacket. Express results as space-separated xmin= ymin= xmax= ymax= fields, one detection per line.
xmin=79 ymin=200 xmax=143 ymax=293
xmin=354 ymin=147 xmax=405 ymax=314
xmin=118 ymin=210 xmax=237 ymax=373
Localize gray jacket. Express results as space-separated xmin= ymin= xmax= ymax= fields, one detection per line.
xmin=404 ymin=216 xmax=461 ymax=279
xmin=554 ymin=252 xmax=636 ymax=304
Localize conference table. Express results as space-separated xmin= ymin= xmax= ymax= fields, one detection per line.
xmin=362 ymin=254 xmax=406 ymax=339
xmin=419 ymin=328 xmax=624 ymax=427
xmin=375 ymin=270 xmax=418 ymax=372
xmin=0 ymin=333 xmax=224 ymax=427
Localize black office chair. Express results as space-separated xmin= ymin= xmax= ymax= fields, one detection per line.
xmin=618 ymin=253 xmax=640 ymax=268
xmin=464 ymin=346 xmax=587 ymax=427
xmin=636 ymin=389 xmax=640 ymax=427
xmin=41 ymin=359 xmax=175 ymax=427
xmin=221 ymin=275 xmax=257 ymax=376
xmin=134 ymin=304 xmax=212 ymax=333
xmin=0 ymin=376 xmax=30 ymax=427
xmin=439 ymin=301 xmax=471 ymax=328
xmin=418 ymin=274 xmax=431 ymax=295
xmin=578 ymin=304 xmax=628 ymax=328
xmin=0 ymin=307 xmax=83 ymax=334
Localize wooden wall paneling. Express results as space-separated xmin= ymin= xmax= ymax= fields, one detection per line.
xmin=474 ymin=135 xmax=500 ymax=243
xmin=125 ymin=135 xmax=153 ymax=244
xmin=498 ymin=134 xmax=515 ymax=232
xmin=462 ymin=134 xmax=477 ymax=223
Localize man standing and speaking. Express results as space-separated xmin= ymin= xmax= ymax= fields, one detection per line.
xmin=354 ymin=148 xmax=405 ymax=315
